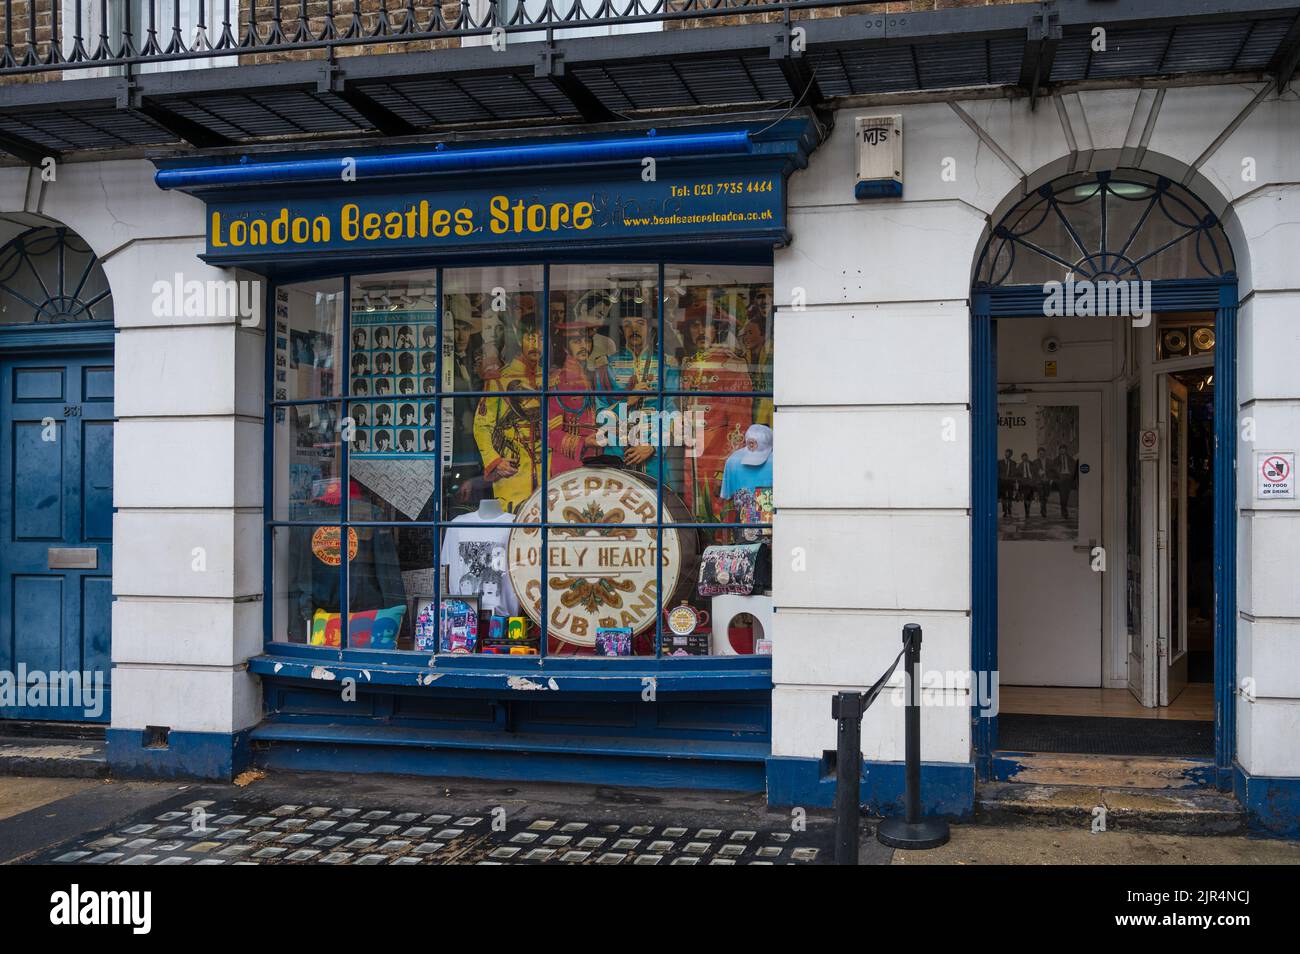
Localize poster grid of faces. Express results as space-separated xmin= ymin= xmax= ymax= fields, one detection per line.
xmin=348 ymin=312 xmax=438 ymax=457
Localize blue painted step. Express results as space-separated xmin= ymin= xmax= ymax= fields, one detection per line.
xmin=249 ymin=721 xmax=771 ymax=791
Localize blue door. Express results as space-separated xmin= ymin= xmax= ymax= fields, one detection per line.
xmin=0 ymin=351 xmax=113 ymax=722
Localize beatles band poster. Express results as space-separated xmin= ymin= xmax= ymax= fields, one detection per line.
xmin=997 ymin=404 xmax=1081 ymax=543
xmin=348 ymin=311 xmax=438 ymax=458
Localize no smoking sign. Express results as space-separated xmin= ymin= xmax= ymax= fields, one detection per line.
xmin=1256 ymin=452 xmax=1295 ymax=499
xmin=1139 ymin=427 xmax=1159 ymax=461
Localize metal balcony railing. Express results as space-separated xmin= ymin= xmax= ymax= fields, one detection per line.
xmin=0 ymin=0 xmax=866 ymax=75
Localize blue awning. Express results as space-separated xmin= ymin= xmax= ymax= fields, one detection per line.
xmin=155 ymin=130 xmax=753 ymax=191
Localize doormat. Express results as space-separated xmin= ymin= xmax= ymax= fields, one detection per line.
xmin=998 ymin=714 xmax=1213 ymax=757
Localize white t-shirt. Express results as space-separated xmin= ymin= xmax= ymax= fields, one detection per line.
xmin=439 ymin=510 xmax=519 ymax=615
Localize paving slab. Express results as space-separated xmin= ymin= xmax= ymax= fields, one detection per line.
xmin=0 ymin=737 xmax=108 ymax=779
xmin=891 ymin=823 xmax=1300 ymax=865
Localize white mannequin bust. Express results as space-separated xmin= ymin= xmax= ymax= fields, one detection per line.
xmin=477 ymin=497 xmax=504 ymax=519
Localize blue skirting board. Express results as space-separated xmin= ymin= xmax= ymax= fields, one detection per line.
xmin=766 ymin=754 xmax=976 ymax=819
xmin=106 ymin=728 xmax=251 ymax=781
xmin=1233 ymin=763 xmax=1300 ymax=837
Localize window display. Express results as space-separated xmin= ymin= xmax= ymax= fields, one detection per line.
xmin=674 ymin=293 xmax=754 ymax=523
xmin=721 ymin=424 xmax=774 ymax=543
xmin=440 ymin=498 xmax=519 ymax=616
xmin=269 ymin=263 xmax=774 ymax=657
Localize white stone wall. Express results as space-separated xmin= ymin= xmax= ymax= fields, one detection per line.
xmin=772 ymin=81 xmax=1300 ymax=777
xmin=0 ymin=160 xmax=264 ymax=737
xmin=1231 ymin=199 xmax=1300 ymax=776
xmin=772 ymin=130 xmax=978 ymax=762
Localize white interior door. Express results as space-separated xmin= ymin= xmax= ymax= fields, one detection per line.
xmin=1159 ymin=376 xmax=1190 ymax=705
xmin=997 ymin=392 xmax=1103 ymax=686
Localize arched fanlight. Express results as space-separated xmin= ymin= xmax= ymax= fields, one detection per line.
xmin=0 ymin=226 xmax=113 ymax=325
xmin=974 ymin=170 xmax=1235 ymax=288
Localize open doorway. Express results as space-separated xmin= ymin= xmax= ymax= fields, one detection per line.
xmin=1167 ymin=365 xmax=1216 ymax=693
xmin=990 ymin=308 xmax=1219 ymax=759
xmin=971 ymin=169 xmax=1239 ymax=775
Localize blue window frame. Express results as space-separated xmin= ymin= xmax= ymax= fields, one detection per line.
xmin=264 ymin=259 xmax=776 ymax=672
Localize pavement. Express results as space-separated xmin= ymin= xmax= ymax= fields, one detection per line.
xmin=0 ymin=777 xmax=101 ymax=822
xmin=1 ymin=770 xmax=1297 ymax=866
xmin=1 ymin=771 xmax=853 ymax=866
xmin=891 ymin=823 xmax=1300 ymax=865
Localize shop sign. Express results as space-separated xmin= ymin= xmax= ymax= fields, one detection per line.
xmin=204 ymin=171 xmax=782 ymax=261
xmin=508 ymin=468 xmax=690 ymax=649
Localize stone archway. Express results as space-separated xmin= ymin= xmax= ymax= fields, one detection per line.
xmin=967 ymin=158 xmax=1240 ymax=774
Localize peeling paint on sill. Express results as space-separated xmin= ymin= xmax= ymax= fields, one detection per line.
xmin=309 ymin=666 xmax=336 ymax=681
xmin=507 ymin=676 xmax=548 ymax=691
xmin=419 ymin=673 xmax=443 ymax=686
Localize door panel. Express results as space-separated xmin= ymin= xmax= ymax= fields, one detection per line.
xmin=83 ymin=366 xmax=114 ymax=402
xmin=14 ymin=419 xmax=64 ymax=539
xmin=13 ymin=576 xmax=63 ymax=673
xmin=0 ymin=351 xmax=113 ymax=722
xmin=14 ymin=367 xmax=64 ymax=401
xmin=1125 ymin=384 xmax=1150 ymax=705
xmin=997 ymin=392 xmax=1103 ymax=686
xmin=82 ymin=576 xmax=114 ymax=682
xmin=1160 ymin=376 xmax=1190 ymax=705
xmin=83 ymin=419 xmax=114 ymax=541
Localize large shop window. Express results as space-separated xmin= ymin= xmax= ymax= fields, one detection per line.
xmin=269 ymin=263 xmax=775 ymax=661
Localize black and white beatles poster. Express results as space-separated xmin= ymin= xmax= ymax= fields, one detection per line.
xmin=997 ymin=405 xmax=1080 ymax=542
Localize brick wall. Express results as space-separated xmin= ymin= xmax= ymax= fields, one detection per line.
xmin=665 ymin=0 xmax=1020 ymax=29
xmin=238 ymin=0 xmax=467 ymax=63
xmin=1 ymin=1 xmax=55 ymax=83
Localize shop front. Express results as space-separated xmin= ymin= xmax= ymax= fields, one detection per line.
xmin=6 ymin=0 xmax=1298 ymax=836
xmin=143 ymin=118 xmax=819 ymax=790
